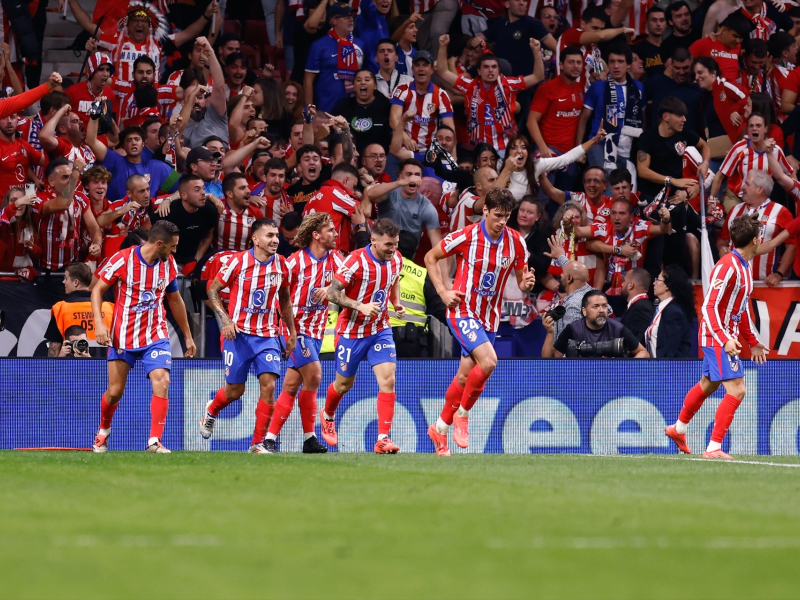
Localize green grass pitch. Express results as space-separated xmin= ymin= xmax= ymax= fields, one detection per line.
xmin=2 ymin=452 xmax=800 ymax=599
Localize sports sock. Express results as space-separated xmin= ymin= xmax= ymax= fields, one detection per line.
xmin=99 ymin=393 xmax=118 ymax=429
xmin=707 ymin=440 xmax=722 ymax=452
xmin=298 ymin=390 xmax=318 ymax=434
xmin=710 ymin=394 xmax=742 ymax=444
xmin=456 ymin=407 xmax=469 ymax=418
xmin=377 ymin=391 xmax=396 ymax=436
xmin=435 ymin=417 xmax=449 ymax=435
xmin=678 ymin=383 xmax=709 ymax=427
xmin=208 ymin=388 xmax=234 ymax=417
xmin=252 ymin=399 xmax=274 ymax=446
xmin=267 ymin=391 xmax=296 ymax=437
xmin=439 ymin=379 xmax=465 ymax=427
xmin=324 ymin=384 xmax=344 ymax=418
xmin=461 ymin=365 xmax=492 ymax=412
xmin=149 ymin=395 xmax=169 ymax=441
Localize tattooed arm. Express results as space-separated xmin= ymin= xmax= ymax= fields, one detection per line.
xmin=208 ymin=278 xmax=237 ymax=341
xmin=41 ymin=159 xmax=84 ymax=216
xmin=327 ymin=278 xmax=380 ymax=317
xmin=279 ymin=287 xmax=296 ymax=358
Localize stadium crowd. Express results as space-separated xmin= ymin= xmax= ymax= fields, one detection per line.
xmin=2 ymin=0 xmax=800 ymax=359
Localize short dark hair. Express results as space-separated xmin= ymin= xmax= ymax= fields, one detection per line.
xmin=372 ymin=217 xmax=400 ymax=238
xmin=646 ymin=5 xmax=665 ymax=17
xmin=437 ymin=124 xmax=456 ymax=136
xmin=265 ymin=157 xmax=287 ymax=173
xmin=626 ymin=267 xmax=651 ymax=290
xmin=64 ymin=324 xmax=87 ymax=339
xmin=224 ymin=52 xmax=246 ymax=68
xmin=606 ymin=43 xmax=632 ymax=64
xmin=133 ymin=55 xmax=156 ymax=72
xmin=657 ymin=96 xmax=688 ymax=120
xmin=560 ymin=45 xmax=584 ymax=63
xmin=201 ymin=135 xmax=226 ymax=148
xmin=581 ymin=289 xmax=607 ymax=310
xmin=45 ymin=157 xmax=70 ymax=179
xmin=742 ymin=38 xmax=768 ymax=58
xmin=484 ymin=188 xmax=515 ymax=214
xmin=178 ymin=173 xmax=203 ymax=190
xmin=65 ymin=262 xmax=92 ymax=287
xmin=609 ymin=168 xmax=632 ymax=187
xmin=332 ymin=162 xmax=359 ymax=180
xmin=149 ymin=220 xmax=179 ymax=243
xmin=720 ymin=11 xmax=754 ymax=39
xmin=222 ymin=172 xmax=247 ymax=195
xmin=251 ymin=217 xmax=279 ymax=235
xmin=41 ymin=91 xmax=70 ymax=115
xmin=729 ymin=214 xmax=761 ymax=248
xmin=296 ymin=144 xmax=321 ymax=162
xmin=692 ymin=56 xmax=719 ymax=77
xmin=476 ymin=53 xmax=499 ymax=70
xmin=119 ymin=126 xmax=145 ymax=145
xmin=280 ymin=210 xmax=303 ymax=231
xmin=179 ymin=66 xmax=206 ymax=89
xmin=376 ymin=37 xmax=395 ymax=51
xmin=398 ymin=157 xmax=424 ymax=174
xmin=768 ymin=31 xmax=797 ymax=59
xmin=665 ymin=0 xmax=690 ymax=22
xmin=670 ymin=46 xmax=693 ymax=62
xmin=142 ymin=116 xmax=162 ymax=131
xmin=581 ymin=5 xmax=607 ymax=24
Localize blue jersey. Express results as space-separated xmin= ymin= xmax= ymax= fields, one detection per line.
xmin=306 ymin=34 xmax=365 ymax=113
xmin=100 ymin=151 xmax=177 ymax=201
xmin=583 ymin=78 xmax=646 ymax=138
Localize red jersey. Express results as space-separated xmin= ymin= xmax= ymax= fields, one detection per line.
xmin=202 ymin=250 xmax=238 ymax=304
xmin=720 ymin=199 xmax=793 ymax=280
xmin=453 ymin=73 xmax=526 ymax=151
xmin=735 ymin=69 xmax=768 ymax=95
xmin=547 ymin=225 xmax=600 ymax=284
xmin=250 ymin=184 xmax=293 ymax=222
xmin=0 ymin=202 xmax=41 ymax=272
xmin=440 ymin=221 xmax=528 ymax=332
xmin=557 ymin=28 xmax=602 ymax=89
xmin=285 ymin=247 xmax=345 ymax=339
xmin=564 ymin=192 xmax=612 ymax=223
xmin=214 ymin=203 xmax=264 ymax=252
xmin=65 ymin=82 xmax=115 ymax=129
xmin=461 ymin=0 xmax=504 ymax=19
xmin=108 ymin=196 xmax=152 ymax=231
xmin=591 ymin=218 xmax=654 ymax=279
xmin=390 ymin=82 xmax=454 ymax=153
xmin=334 ymin=245 xmax=403 ymax=338
xmin=216 ymin=249 xmax=289 ymax=337
xmin=712 ymin=78 xmax=749 ymax=143
xmin=98 ymin=31 xmax=166 ymax=82
xmin=699 ymin=250 xmax=759 ymax=348
xmin=719 ymin=139 xmax=792 ymax=198
xmin=51 ymin=137 xmax=97 ymax=168
xmin=302 ymin=180 xmax=359 ymax=253
xmin=98 ymin=245 xmax=179 ymax=350
xmin=529 ymin=76 xmax=583 ymax=153
xmin=689 ymin=38 xmax=741 ymax=81
xmin=0 ymin=137 xmax=42 ymax=192
xmin=113 ymin=79 xmax=177 ymax=123
xmin=767 ymin=64 xmax=795 ymax=123
xmin=31 ymin=189 xmax=90 ymax=270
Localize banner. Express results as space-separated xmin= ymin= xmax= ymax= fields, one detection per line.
xmin=693 ymin=282 xmax=800 ymax=358
xmin=2 ymin=359 xmax=799 ymax=455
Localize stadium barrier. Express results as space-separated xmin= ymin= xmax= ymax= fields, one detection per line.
xmin=3 ymin=359 xmax=800 ymax=454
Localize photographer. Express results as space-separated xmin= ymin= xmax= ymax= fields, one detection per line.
xmin=55 ymin=325 xmax=92 ymax=358
xmin=552 ymin=290 xmax=649 ymax=358
xmin=540 ymin=259 xmax=592 ymax=358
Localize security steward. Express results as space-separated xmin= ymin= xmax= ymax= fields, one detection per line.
xmin=45 ymin=262 xmax=113 ymax=357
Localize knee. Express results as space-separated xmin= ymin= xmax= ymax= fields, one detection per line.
xmin=151 ymin=371 xmax=170 ymax=393
xmin=381 ymin=374 xmax=396 ymax=392
xmin=226 ymin=384 xmax=245 ymax=400
xmin=478 ymin=355 xmax=497 ymax=374
xmin=105 ymin=388 xmax=123 ymax=403
xmin=306 ymin=373 xmax=322 ymax=390
xmin=283 ymin=381 xmax=300 ymax=396
xmin=455 ymin=372 xmax=469 ymax=387
xmin=333 ymin=379 xmax=353 ymax=395
xmin=729 ymin=383 xmax=746 ymax=400
xmin=260 ymin=379 xmax=276 ymax=400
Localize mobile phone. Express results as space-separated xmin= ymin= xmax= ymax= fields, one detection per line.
xmin=24 ymin=183 xmax=35 ymax=196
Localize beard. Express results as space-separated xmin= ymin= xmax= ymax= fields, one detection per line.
xmin=589 ymin=316 xmax=607 ymax=329
xmin=192 ymin=106 xmax=207 ymax=122
xmin=557 ymin=279 xmax=566 ymax=294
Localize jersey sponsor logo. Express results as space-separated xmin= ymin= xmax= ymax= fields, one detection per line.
xmin=711 ymin=278 xmax=726 ymax=289
xmin=481 ymin=271 xmax=496 ymax=289
xmin=252 ymin=289 xmax=267 ymax=307
xmin=373 ymin=289 xmax=387 ymax=308
xmin=373 ymin=342 xmax=395 ymax=351
xmin=134 ymin=290 xmax=157 ymax=312
xmin=150 ymin=349 xmax=171 ymax=358
xmin=556 ymin=109 xmax=581 ymax=118
xmin=264 ymin=352 xmax=280 ymax=362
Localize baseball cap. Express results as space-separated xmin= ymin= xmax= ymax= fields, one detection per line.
xmin=412 ymin=50 xmax=435 ymax=65
xmin=186 ymin=146 xmax=222 ymax=168
xmin=327 ymin=2 xmax=354 ymax=19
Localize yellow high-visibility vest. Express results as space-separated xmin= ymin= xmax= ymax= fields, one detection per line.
xmin=320 ymin=306 xmax=339 ymax=354
xmin=388 ymin=258 xmax=428 ymax=329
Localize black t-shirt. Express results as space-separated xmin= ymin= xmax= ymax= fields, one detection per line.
xmin=659 ymin=30 xmax=700 ymax=62
xmin=644 ymin=74 xmax=702 ymax=134
xmin=287 ymin=164 xmax=332 ymax=214
xmin=554 ymin=318 xmax=640 ymax=356
xmin=331 ymin=94 xmax=392 ymax=155
xmin=483 ymin=16 xmax=550 ymax=77
xmin=152 ymin=200 xmax=219 ymax=265
xmin=632 ymin=39 xmax=665 ymax=78
xmin=637 ymin=126 xmax=700 ymax=199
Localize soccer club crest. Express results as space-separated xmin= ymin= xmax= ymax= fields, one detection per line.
xmin=156 ymin=278 xmax=167 ymax=291
xmin=674 ymin=141 xmax=687 ymax=156
xmin=501 ymin=256 xmax=511 ymax=269
xmin=427 ymin=103 xmax=435 ymax=114
xmin=719 ymin=91 xmax=726 ymax=102
xmin=341 ymin=45 xmax=355 ymax=67
xmin=606 ymin=105 xmax=619 ymax=127
xmin=513 ymin=30 xmax=522 ymax=40
xmin=467 ymin=330 xmax=477 ymax=342
xmin=246 ymin=217 xmax=254 ymax=226
xmin=729 ymin=357 xmax=739 ymax=372
xmin=323 ymin=270 xmax=333 ymax=283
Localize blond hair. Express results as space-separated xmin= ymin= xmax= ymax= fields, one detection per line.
xmin=293 ymin=212 xmax=332 ymax=248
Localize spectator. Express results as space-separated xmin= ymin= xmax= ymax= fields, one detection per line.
xmin=141 ymin=117 xmax=164 ymax=160
xmin=112 ymin=56 xmax=173 ymax=125
xmin=287 ymin=145 xmax=331 ymax=213
xmin=0 ymin=187 xmax=40 ymax=275
xmin=437 ymin=34 xmax=544 ymax=151
xmin=689 ymin=12 xmax=751 ymax=82
xmin=552 ymin=290 xmax=649 ymax=357
xmin=45 ymin=262 xmax=112 ymax=357
xmin=288 ymin=0 xmax=330 ymax=86
xmin=80 ymin=166 xmax=126 ymax=261
xmin=282 ymin=81 xmax=305 ymax=122
xmin=660 ymin=1 xmax=701 ymax=59
xmin=186 ymin=146 xmax=223 ymax=198
xmin=97 ymin=174 xmax=154 ymax=265
xmin=165 ymin=40 xmax=210 ymax=86
xmin=180 ymin=37 xmax=229 ymax=148
xmin=0 ymin=112 xmax=46 ymax=194
xmin=18 ymin=90 xmax=69 ymax=186
xmin=215 ymin=35 xmax=257 ymax=86
xmin=540 ymin=259 xmax=593 ymax=357
xmin=539 ymin=166 xmax=614 ymax=223
xmin=357 ymin=0 xmax=392 ymax=74
xmin=718 ymin=170 xmax=795 ymax=285
xmin=394 ymin=14 xmax=422 ymax=75
xmin=461 ymin=0 xmax=506 ymax=35
xmin=253 ymin=79 xmax=293 ymax=142
xmin=543 ymin=201 xmax=606 ymax=291
xmin=644 ymin=47 xmax=702 ymax=133
xmin=65 ymin=53 xmax=115 ymax=129
xmin=646 ymin=265 xmax=695 ymax=358
xmin=333 ymin=69 xmax=392 ymax=155
xmin=32 ymin=158 xmax=103 ymax=272
xmin=579 ymin=44 xmax=645 ymax=175
xmin=52 ymin=326 xmax=92 ymax=358
xmin=152 ymin=173 xmax=219 ymax=272
xmin=305 ymin=3 xmax=365 ymax=113
xmin=738 ymin=0 xmax=791 ymax=41
xmin=249 ymin=158 xmax=293 ymax=222
xmin=693 ymin=56 xmax=749 ymax=146
xmin=447 ymin=166 xmax=499 ymax=231
xmin=736 ymin=39 xmax=769 ymax=94
xmin=277 ymin=211 xmax=304 ymax=258
xmin=620 ymin=267 xmax=655 ymax=345
xmin=769 ymin=32 xmax=798 ymax=119
xmin=302 ymin=162 xmax=361 ymax=253
xmin=223 ymin=53 xmax=248 ymax=98
xmin=631 ymin=6 xmax=667 ymax=78
xmin=361 ymin=143 xmax=391 ymax=184
xmin=38 ymin=104 xmax=96 ymax=167
xmin=375 ymin=39 xmax=413 ymax=99
xmin=511 ymin=197 xmax=552 ymax=289
xmin=215 ymin=172 xmax=266 ymax=252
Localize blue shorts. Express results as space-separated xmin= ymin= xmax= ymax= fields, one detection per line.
xmin=448 ymin=317 xmax=496 ymax=357
xmin=701 ymin=345 xmax=743 ymax=382
xmin=108 ymin=339 xmax=172 ymax=375
xmin=287 ymin=334 xmax=322 ymax=369
xmin=335 ymin=328 xmax=396 ymax=377
xmin=223 ymin=333 xmax=282 ymax=384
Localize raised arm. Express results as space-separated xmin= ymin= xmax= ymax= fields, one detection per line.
xmin=223 ymin=136 xmax=271 ymax=174
xmin=67 ymin=0 xmax=100 ymax=36
xmin=330 ymin=115 xmax=354 ymax=166
xmin=389 ymin=109 xmax=415 ymax=160
xmin=173 ymin=2 xmax=217 ymax=48
xmin=579 ymin=26 xmax=634 ymax=45
xmin=523 ymin=39 xmax=545 ymax=88
xmin=85 ymin=102 xmax=108 ymax=162
xmin=41 ymin=158 xmax=83 ymax=216
xmin=436 ymin=35 xmax=458 ymax=87
xmin=39 ymin=103 xmax=71 ymax=153
xmin=197 ymin=37 xmax=226 ymax=116
xmin=228 ymin=88 xmax=252 ymax=144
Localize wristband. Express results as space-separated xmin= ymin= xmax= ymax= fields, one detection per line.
xmin=613 ymin=245 xmax=622 ymax=256
xmin=356 ymin=223 xmax=367 ymax=229
xmin=775 ymin=270 xmax=785 ymax=279
xmin=664 ymin=176 xmax=671 ymax=187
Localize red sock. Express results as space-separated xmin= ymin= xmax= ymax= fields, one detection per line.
xmin=461 ymin=365 xmax=491 ymax=412
xmin=678 ymin=383 xmax=710 ymax=424
xmin=298 ymin=390 xmax=318 ymax=434
xmin=377 ymin=392 xmax=396 ymax=436
xmin=324 ymin=384 xmax=344 ymax=417
xmin=439 ymin=379 xmax=465 ymax=426
xmin=149 ymin=395 xmax=169 ymax=440
xmin=711 ymin=394 xmax=742 ymax=443
xmin=267 ymin=392 xmax=296 ymax=436
xmin=208 ymin=388 xmax=234 ymax=417
xmin=252 ymin=399 xmax=274 ymax=445
xmin=99 ymin=393 xmax=118 ymax=429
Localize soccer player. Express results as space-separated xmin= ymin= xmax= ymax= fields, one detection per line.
xmin=319 ymin=218 xmax=406 ymax=454
xmin=200 ymin=218 xmax=297 ymax=454
xmin=424 ymin=189 xmax=535 ymax=456
xmin=263 ymin=213 xmax=344 ymax=453
xmin=665 ymin=214 xmax=768 ymax=459
xmin=91 ymin=221 xmax=197 ymax=453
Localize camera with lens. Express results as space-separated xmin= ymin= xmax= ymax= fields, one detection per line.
xmin=545 ymin=305 xmax=566 ymax=322
xmin=88 ymin=99 xmax=104 ymax=120
xmin=65 ymin=339 xmax=90 ymax=354
xmin=566 ymin=338 xmax=626 ymax=358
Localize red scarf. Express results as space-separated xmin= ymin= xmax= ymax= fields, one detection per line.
xmin=328 ymin=30 xmax=357 ymax=95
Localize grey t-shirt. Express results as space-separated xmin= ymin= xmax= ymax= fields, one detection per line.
xmin=183 ymin=103 xmax=228 ymax=149
xmin=377 ymin=188 xmax=440 ymax=238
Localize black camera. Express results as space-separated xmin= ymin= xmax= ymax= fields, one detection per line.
xmin=545 ymin=305 xmax=566 ymax=322
xmin=88 ymin=99 xmax=104 ymax=120
xmin=566 ymin=338 xmax=626 ymax=358
xmin=65 ymin=339 xmax=90 ymax=354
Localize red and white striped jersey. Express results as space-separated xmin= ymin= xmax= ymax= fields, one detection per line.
xmin=99 ymin=32 xmax=166 ymax=82
xmin=625 ymin=0 xmax=656 ymax=36
xmin=735 ymin=69 xmax=768 ymax=95
xmin=31 ymin=190 xmax=90 ymax=271
xmin=285 ymin=247 xmax=345 ymax=339
xmin=719 ymin=139 xmax=792 ymax=198
xmin=449 ymin=188 xmax=483 ymax=232
xmin=699 ymin=249 xmax=759 ymax=348
xmin=98 ymin=245 xmax=179 ymax=350
xmin=453 ymin=73 xmax=526 ymax=150
xmin=108 ymin=196 xmax=152 ymax=231
xmin=334 ymin=245 xmax=403 ymax=338
xmin=440 ymin=221 xmax=528 ymax=332
xmin=547 ymin=226 xmax=599 ymax=283
xmin=216 ymin=249 xmax=289 ymax=337
xmin=113 ymin=79 xmax=177 ymax=123
xmin=565 ymin=191 xmax=613 ymax=223
xmin=52 ymin=137 xmax=97 ymax=168
xmin=302 ymin=180 xmax=360 ymax=254
xmin=201 ymin=250 xmax=238 ymax=304
xmin=390 ymin=82 xmax=453 ymax=153
xmin=250 ymin=184 xmax=293 ymax=223
xmin=721 ymin=199 xmax=794 ymax=280
xmin=591 ymin=218 xmax=654 ymax=275
xmin=214 ymin=203 xmax=265 ymax=252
